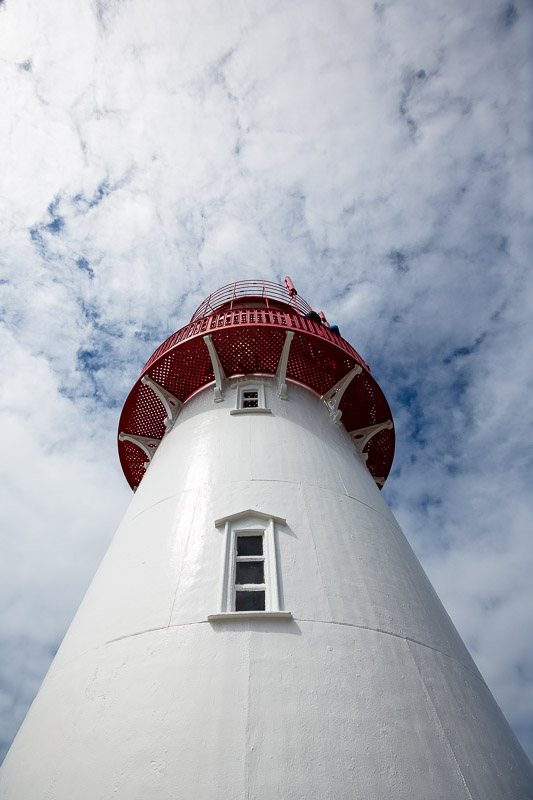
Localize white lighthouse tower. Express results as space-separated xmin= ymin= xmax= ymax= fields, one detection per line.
xmin=1 ymin=278 xmax=532 ymax=798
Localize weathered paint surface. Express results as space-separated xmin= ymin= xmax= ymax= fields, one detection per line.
xmin=1 ymin=378 xmax=532 ymax=799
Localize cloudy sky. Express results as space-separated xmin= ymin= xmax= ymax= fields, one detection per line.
xmin=1 ymin=0 xmax=532 ymax=763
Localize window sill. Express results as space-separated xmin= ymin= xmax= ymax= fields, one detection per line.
xmin=207 ymin=611 xmax=292 ymax=621
xmin=230 ymin=408 xmax=272 ymax=415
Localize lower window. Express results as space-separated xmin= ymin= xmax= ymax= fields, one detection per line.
xmin=234 ymin=532 xmax=266 ymax=611
xmin=210 ymin=510 xmax=291 ymax=619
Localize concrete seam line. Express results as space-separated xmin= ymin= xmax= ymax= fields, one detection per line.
xmin=293 ymin=617 xmax=488 ymax=688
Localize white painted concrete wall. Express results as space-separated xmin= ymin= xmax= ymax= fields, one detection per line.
xmin=1 ymin=377 xmax=532 ymax=799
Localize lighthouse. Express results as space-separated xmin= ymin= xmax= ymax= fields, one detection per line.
xmin=1 ymin=278 xmax=532 ymax=798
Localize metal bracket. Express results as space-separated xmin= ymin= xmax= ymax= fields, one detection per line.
xmin=321 ymin=365 xmax=362 ymax=422
xmin=118 ymin=432 xmax=161 ymax=469
xmin=141 ymin=374 xmax=183 ymax=432
xmin=203 ymin=334 xmax=226 ymax=402
xmin=349 ymin=420 xmax=393 ymax=462
xmin=276 ymin=330 xmax=295 ymax=399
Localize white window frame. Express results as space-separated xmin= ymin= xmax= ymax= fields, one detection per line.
xmin=208 ymin=510 xmax=292 ymax=620
xmin=230 ymin=382 xmax=271 ymax=415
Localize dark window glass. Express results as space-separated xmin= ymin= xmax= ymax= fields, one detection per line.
xmin=237 ymin=536 xmax=263 ymax=556
xmin=236 ymin=591 xmax=265 ymax=611
xmin=242 ymin=390 xmax=259 ymax=408
xmin=236 ymin=561 xmax=264 ymax=585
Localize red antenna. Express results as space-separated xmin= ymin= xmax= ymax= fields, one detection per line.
xmin=284 ymin=276 xmax=297 ymax=297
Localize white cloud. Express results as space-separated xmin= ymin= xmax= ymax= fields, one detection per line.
xmin=0 ymin=0 xmax=532 ymax=763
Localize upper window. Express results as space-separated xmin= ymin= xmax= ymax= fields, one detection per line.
xmin=231 ymin=383 xmax=271 ymax=415
xmin=242 ymin=390 xmax=259 ymax=409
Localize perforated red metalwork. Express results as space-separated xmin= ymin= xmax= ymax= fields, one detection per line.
xmin=141 ymin=308 xmax=369 ymax=375
xmin=118 ymin=288 xmax=395 ymax=491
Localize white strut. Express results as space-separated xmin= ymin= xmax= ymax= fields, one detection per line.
xmin=321 ymin=365 xmax=362 ymax=422
xmin=349 ymin=420 xmax=393 ymax=462
xmin=203 ymin=335 xmax=226 ymax=402
xmin=118 ymin=432 xmax=161 ymax=469
xmin=141 ymin=375 xmax=183 ymax=432
xmin=276 ymin=330 xmax=295 ymax=399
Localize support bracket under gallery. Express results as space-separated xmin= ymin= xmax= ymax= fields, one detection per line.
xmin=118 ymin=432 xmax=162 ymax=469
xmin=276 ymin=330 xmax=295 ymax=399
xmin=321 ymin=365 xmax=362 ymax=422
xmin=349 ymin=420 xmax=393 ymax=462
xmin=203 ymin=334 xmax=226 ymax=402
xmin=141 ymin=374 xmax=183 ymax=431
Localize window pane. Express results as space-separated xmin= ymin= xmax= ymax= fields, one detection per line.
xmin=237 ymin=536 xmax=263 ymax=556
xmin=236 ymin=591 xmax=265 ymax=611
xmin=242 ymin=389 xmax=259 ymax=409
xmin=236 ymin=561 xmax=264 ymax=585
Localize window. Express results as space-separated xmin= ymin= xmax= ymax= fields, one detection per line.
xmin=208 ymin=510 xmax=292 ymax=620
xmin=230 ymin=383 xmax=271 ymax=415
xmin=235 ymin=534 xmax=265 ymax=611
xmin=242 ymin=390 xmax=259 ymax=409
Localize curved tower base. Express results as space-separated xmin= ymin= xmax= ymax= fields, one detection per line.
xmin=1 ymin=378 xmax=531 ymax=799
